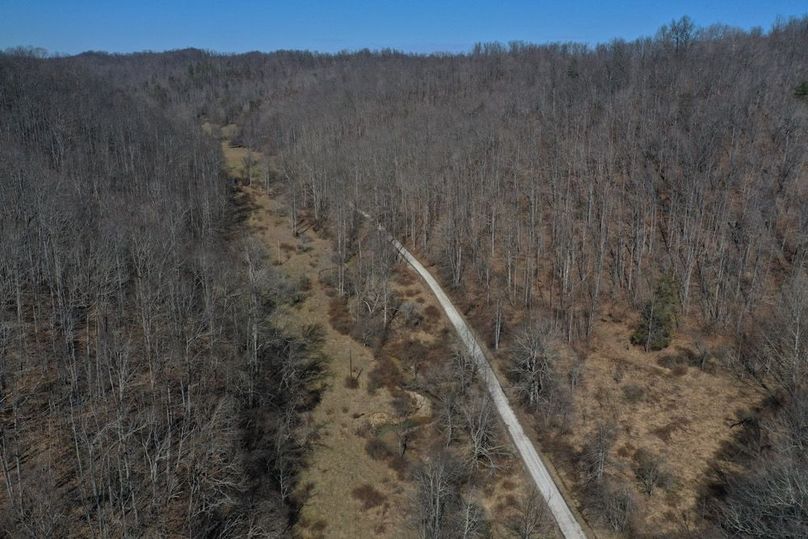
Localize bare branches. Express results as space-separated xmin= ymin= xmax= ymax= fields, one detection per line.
xmin=505 ymin=486 xmax=553 ymax=539
xmin=580 ymin=421 xmax=617 ymax=486
xmin=4 ymin=17 xmax=808 ymax=536
xmin=461 ymin=392 xmax=510 ymax=470
xmin=411 ymin=452 xmax=465 ymax=539
xmin=0 ymin=56 xmax=327 ymax=537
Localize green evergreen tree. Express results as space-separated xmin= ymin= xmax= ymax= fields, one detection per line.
xmin=632 ymin=274 xmax=680 ymax=351
xmin=795 ymin=81 xmax=808 ymax=101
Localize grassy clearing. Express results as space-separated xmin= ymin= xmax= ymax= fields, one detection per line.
xmin=222 ymin=141 xmax=264 ymax=182
xmin=565 ymin=314 xmax=759 ymax=533
xmin=447 ymin=273 xmax=761 ymax=536
xmin=238 ymin=183 xmax=541 ymax=536
xmin=242 ymin=184 xmax=406 ymax=537
xmin=219 ymin=122 xmax=547 ymax=536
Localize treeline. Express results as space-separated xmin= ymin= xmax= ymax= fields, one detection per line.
xmin=271 ymin=17 xmax=807 ymax=342
xmin=713 ymin=269 xmax=808 ymax=536
xmin=65 ymin=16 xmax=807 ymax=341
xmin=0 ymin=55 xmax=323 ymax=535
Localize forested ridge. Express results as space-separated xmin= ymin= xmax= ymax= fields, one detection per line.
xmin=2 ymin=14 xmax=808 ymax=537
xmin=0 ymin=54 xmax=325 ymax=536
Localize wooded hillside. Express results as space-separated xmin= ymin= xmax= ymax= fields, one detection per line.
xmin=0 ymin=53 xmax=324 ymax=537
xmin=2 ymin=14 xmax=807 ymax=537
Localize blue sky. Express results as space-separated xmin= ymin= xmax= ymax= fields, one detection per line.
xmin=1 ymin=0 xmax=806 ymax=55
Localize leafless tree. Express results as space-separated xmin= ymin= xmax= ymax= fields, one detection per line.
xmin=504 ymin=486 xmax=553 ymax=538
xmin=580 ymin=421 xmax=617 ymax=485
xmin=412 ymin=452 xmax=464 ymax=539
xmin=507 ymin=323 xmax=562 ymax=416
xmin=461 ymin=392 xmax=509 ymax=470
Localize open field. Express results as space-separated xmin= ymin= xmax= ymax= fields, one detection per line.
xmin=448 ymin=275 xmax=763 ymax=536
xmin=243 ymin=183 xmax=410 ymax=537
xmin=226 ymin=140 xmax=542 ymax=537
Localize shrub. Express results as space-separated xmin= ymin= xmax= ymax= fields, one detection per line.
xmin=365 ymin=438 xmax=393 ymax=461
xmin=633 ymin=449 xmax=672 ymax=495
xmin=297 ymin=275 xmax=311 ymax=292
xmin=656 ymin=349 xmax=695 ymax=374
xmin=691 ymin=340 xmax=716 ymax=372
xmin=328 ymin=297 xmax=353 ymax=335
xmin=390 ymin=390 xmax=414 ymax=418
xmin=351 ymin=483 xmax=386 ymax=510
xmin=671 ymin=364 xmax=688 ymax=376
xmin=622 ymin=383 xmax=645 ymax=403
xmin=398 ymin=301 xmax=423 ymax=328
xmin=612 ymin=362 xmax=626 ymax=383
xmin=301 ymin=324 xmax=325 ymax=347
xmin=587 ymin=479 xmax=636 ymax=533
xmin=657 ymin=352 xmax=687 ymax=369
xmin=388 ymin=454 xmax=409 ymax=479
xmin=366 ymin=356 xmax=402 ymax=394
xmin=424 ymin=304 xmax=441 ymax=321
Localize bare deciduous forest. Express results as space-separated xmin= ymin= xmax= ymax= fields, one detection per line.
xmin=0 ymin=53 xmax=326 ymax=536
xmin=2 ymin=14 xmax=808 ymax=538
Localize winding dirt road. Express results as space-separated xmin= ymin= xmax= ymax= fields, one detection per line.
xmin=348 ymin=208 xmax=586 ymax=539
xmin=357 ymin=207 xmax=587 ymax=538
xmin=391 ymin=238 xmax=586 ymax=538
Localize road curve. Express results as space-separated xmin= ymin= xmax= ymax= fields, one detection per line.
xmin=356 ymin=210 xmax=587 ymax=538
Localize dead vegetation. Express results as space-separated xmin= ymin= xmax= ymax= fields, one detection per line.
xmin=237 ymin=181 xmax=544 ymax=537
xmin=4 ymin=14 xmax=808 ymax=537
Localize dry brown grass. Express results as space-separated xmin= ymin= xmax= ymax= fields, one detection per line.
xmin=234 ymin=157 xmax=543 ymax=536
xmin=418 ymin=262 xmax=761 ymax=536
xmin=238 ymin=183 xmax=409 ymax=538
xmin=480 ymin=307 xmax=761 ymax=535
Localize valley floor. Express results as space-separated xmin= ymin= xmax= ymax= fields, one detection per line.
xmin=239 ymin=182 xmax=541 ymax=537
xmin=228 ymin=138 xmax=763 ymax=538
